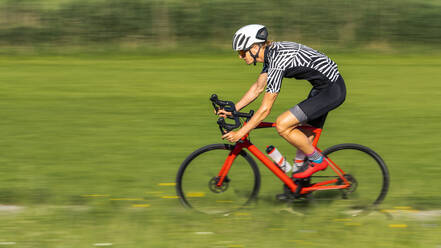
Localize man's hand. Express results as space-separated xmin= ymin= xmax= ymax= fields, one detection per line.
xmin=221 ymin=130 xmax=244 ymax=143
xmin=215 ymin=109 xmax=232 ymax=118
xmin=222 ymin=92 xmax=277 ymax=142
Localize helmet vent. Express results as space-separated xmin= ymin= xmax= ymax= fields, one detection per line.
xmin=233 ymin=34 xmax=243 ymax=50
xmin=232 ymin=34 xmax=239 ymax=49
xmin=256 ymin=27 xmax=268 ymax=40
xmin=237 ymin=34 xmax=246 ymax=49
xmin=243 ymin=36 xmax=250 ymax=50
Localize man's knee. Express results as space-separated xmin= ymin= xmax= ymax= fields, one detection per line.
xmin=275 ymin=114 xmax=299 ymax=136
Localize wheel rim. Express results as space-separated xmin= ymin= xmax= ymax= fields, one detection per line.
xmin=177 ymin=145 xmax=259 ymax=214
xmin=314 ymin=144 xmax=389 ymax=209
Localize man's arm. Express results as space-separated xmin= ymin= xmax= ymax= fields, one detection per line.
xmin=222 ymin=92 xmax=278 ymax=143
xmin=237 ymin=92 xmax=277 ymax=135
xmin=235 ymin=73 xmax=268 ymax=111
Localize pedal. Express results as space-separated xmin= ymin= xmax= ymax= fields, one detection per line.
xmin=278 ymin=178 xmax=312 ymax=202
xmin=276 ymin=186 xmax=295 ymax=202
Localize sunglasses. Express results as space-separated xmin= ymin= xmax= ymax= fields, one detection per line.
xmin=238 ymin=49 xmax=249 ymax=58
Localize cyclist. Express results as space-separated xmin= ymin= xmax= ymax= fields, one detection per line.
xmin=219 ymin=24 xmax=346 ymax=179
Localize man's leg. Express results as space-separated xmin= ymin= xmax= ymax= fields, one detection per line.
xmin=275 ymin=111 xmax=315 ymax=154
xmin=275 ymin=110 xmax=328 ymax=178
xmin=293 ymin=128 xmax=315 ymax=169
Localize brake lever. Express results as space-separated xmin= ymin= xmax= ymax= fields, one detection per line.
xmin=216 ymin=113 xmax=236 ymax=135
xmin=211 ymin=94 xmax=241 ymax=134
xmin=217 ymin=117 xmax=233 ymax=135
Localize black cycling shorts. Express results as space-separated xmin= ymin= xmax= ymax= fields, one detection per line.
xmin=290 ymin=76 xmax=346 ymax=128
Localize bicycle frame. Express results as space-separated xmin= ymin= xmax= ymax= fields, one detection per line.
xmin=216 ymin=122 xmax=351 ymax=195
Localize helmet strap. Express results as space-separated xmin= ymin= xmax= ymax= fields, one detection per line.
xmin=249 ymin=44 xmax=261 ymax=66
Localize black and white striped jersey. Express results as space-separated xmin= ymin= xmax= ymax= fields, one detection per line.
xmin=262 ymin=41 xmax=340 ymax=93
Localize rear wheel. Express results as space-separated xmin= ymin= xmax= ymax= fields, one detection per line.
xmin=312 ymin=143 xmax=389 ymax=209
xmin=176 ymin=144 xmax=261 ymax=214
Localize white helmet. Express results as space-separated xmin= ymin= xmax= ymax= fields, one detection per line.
xmin=232 ymin=24 xmax=268 ymax=51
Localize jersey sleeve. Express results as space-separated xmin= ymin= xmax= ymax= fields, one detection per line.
xmin=265 ymin=68 xmax=284 ymax=93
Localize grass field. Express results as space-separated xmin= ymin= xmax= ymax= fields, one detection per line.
xmin=0 ymin=53 xmax=440 ymax=247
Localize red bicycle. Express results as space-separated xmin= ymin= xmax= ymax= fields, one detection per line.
xmin=176 ymin=94 xmax=389 ymax=214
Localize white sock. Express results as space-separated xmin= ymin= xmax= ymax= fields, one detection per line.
xmin=293 ymin=150 xmax=306 ymax=172
xmin=295 ymin=150 xmax=306 ymax=163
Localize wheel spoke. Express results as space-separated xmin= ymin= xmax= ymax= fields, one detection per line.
xmin=176 ymin=144 xmax=260 ymax=214
xmin=317 ymin=144 xmax=389 ymax=209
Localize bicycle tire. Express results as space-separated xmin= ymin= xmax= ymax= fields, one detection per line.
xmin=176 ymin=144 xmax=261 ymax=214
xmin=319 ymin=143 xmax=390 ymax=208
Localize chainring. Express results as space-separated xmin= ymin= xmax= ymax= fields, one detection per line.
xmin=282 ymin=178 xmax=312 ymax=199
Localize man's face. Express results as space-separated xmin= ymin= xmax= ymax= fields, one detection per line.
xmin=238 ymin=44 xmax=261 ymax=65
xmin=238 ymin=49 xmax=254 ymax=65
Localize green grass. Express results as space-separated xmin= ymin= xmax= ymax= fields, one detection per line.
xmin=0 ymin=53 xmax=440 ymax=247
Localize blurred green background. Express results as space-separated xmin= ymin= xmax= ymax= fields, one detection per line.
xmin=0 ymin=0 xmax=441 ymax=247
xmin=1 ymin=0 xmax=441 ymax=53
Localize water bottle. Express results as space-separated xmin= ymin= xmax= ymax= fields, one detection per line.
xmin=265 ymin=145 xmax=292 ymax=173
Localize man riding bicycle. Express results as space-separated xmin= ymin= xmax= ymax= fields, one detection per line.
xmin=218 ymin=24 xmax=346 ymax=179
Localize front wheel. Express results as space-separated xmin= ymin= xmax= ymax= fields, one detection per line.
xmin=176 ymin=144 xmax=261 ymax=214
xmin=316 ymin=143 xmax=390 ymax=209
